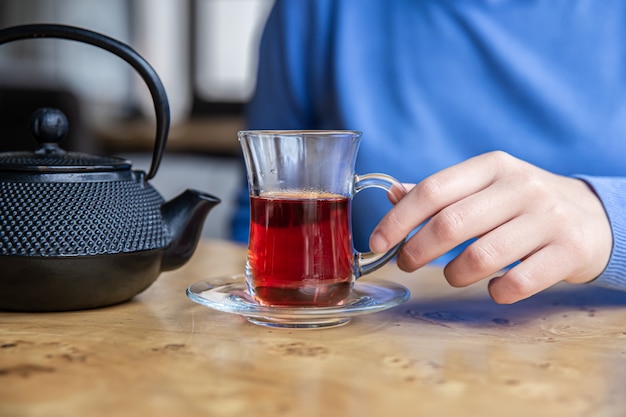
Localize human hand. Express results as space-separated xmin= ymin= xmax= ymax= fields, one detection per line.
xmin=369 ymin=151 xmax=613 ymax=303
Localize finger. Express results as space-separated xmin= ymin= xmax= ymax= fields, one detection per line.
xmin=370 ymin=153 xmax=506 ymax=253
xmin=442 ymin=212 xmax=551 ymax=287
xmin=387 ymin=183 xmax=414 ymax=204
xmin=395 ymin=177 xmax=525 ymax=270
xmin=487 ymin=243 xmax=580 ymax=304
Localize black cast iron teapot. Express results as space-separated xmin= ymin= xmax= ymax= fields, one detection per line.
xmin=0 ymin=24 xmax=221 ymax=311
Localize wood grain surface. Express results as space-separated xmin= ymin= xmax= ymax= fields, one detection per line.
xmin=1 ymin=239 xmax=626 ymax=417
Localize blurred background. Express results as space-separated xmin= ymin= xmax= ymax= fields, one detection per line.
xmin=0 ymin=0 xmax=275 ymax=240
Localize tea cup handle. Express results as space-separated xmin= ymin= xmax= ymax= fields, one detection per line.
xmin=353 ymin=173 xmax=408 ymax=277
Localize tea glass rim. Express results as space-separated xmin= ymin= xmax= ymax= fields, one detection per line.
xmin=238 ymin=129 xmax=362 ymax=137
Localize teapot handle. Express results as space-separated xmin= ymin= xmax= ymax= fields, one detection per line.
xmin=0 ymin=23 xmax=169 ymax=180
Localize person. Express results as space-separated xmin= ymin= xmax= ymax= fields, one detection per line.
xmin=231 ymin=0 xmax=626 ymax=303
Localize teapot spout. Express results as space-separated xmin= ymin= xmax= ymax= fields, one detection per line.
xmin=160 ymin=189 xmax=221 ymax=271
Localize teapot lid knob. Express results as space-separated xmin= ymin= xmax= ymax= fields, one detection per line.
xmin=0 ymin=105 xmax=130 ymax=173
xmin=29 ymin=107 xmax=69 ymax=145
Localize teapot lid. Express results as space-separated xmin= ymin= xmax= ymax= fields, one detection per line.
xmin=0 ymin=108 xmax=131 ymax=173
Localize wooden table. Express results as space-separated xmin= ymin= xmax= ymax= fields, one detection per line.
xmin=2 ymin=239 xmax=626 ymax=417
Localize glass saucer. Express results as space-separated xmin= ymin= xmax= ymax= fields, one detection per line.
xmin=186 ymin=274 xmax=410 ymax=329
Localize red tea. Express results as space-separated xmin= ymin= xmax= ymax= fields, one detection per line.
xmin=247 ymin=191 xmax=354 ymax=306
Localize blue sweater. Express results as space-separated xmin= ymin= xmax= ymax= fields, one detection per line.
xmin=233 ymin=0 xmax=626 ymax=291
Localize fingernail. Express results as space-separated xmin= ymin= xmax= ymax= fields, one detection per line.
xmin=370 ymin=232 xmax=389 ymax=253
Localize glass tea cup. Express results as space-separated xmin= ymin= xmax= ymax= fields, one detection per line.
xmin=238 ymin=130 xmax=406 ymax=308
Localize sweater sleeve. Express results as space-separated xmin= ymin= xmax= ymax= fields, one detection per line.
xmin=575 ymin=175 xmax=626 ymax=291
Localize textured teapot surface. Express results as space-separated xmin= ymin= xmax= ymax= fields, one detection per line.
xmin=0 ymin=179 xmax=170 ymax=256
